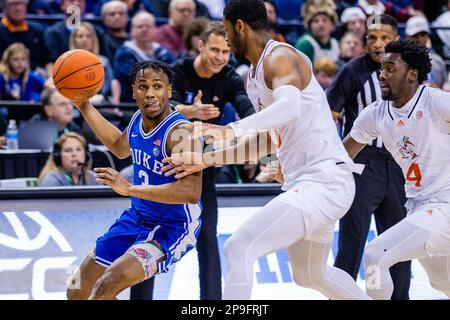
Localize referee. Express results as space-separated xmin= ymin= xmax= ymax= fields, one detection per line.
xmin=326 ymin=14 xmax=411 ymax=300
xmin=170 ymin=21 xmax=255 ymax=300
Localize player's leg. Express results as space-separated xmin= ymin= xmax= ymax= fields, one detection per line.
xmin=222 ymin=198 xmax=307 ymax=300
xmin=418 ymin=255 xmax=450 ymax=297
xmin=288 ymin=238 xmax=370 ymax=299
xmin=89 ymin=240 xmax=166 ymax=300
xmin=73 ymin=208 xmax=144 ymax=299
xmin=66 ymin=254 xmax=106 ymax=300
xmin=364 ymin=219 xmax=431 ymax=300
xmin=374 ymin=160 xmax=410 ymax=300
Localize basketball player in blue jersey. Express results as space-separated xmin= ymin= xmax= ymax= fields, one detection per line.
xmin=65 ymin=60 xmax=203 ymax=300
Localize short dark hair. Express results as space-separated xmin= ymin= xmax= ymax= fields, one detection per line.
xmin=385 ymin=39 xmax=432 ymax=83
xmin=367 ymin=14 xmax=398 ymax=34
xmin=223 ymin=0 xmax=269 ymax=32
xmin=41 ymin=87 xmax=58 ymax=107
xmin=200 ymin=21 xmax=226 ymax=44
xmin=129 ymin=60 xmax=173 ymax=85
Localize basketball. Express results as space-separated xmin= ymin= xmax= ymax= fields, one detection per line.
xmin=53 ymin=49 xmax=104 ymax=101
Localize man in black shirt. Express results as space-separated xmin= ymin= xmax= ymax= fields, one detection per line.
xmin=0 ymin=0 xmax=49 ymax=71
xmin=171 ymin=21 xmax=255 ymax=300
xmin=326 ymin=14 xmax=411 ymax=300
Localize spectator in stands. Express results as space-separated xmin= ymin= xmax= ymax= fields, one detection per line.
xmin=339 ymin=6 xmax=367 ymax=41
xmin=94 ymin=0 xmax=159 ymax=17
xmin=0 ymin=43 xmax=50 ymax=101
xmin=433 ymin=0 xmax=450 ymax=59
xmin=273 ymin=0 xmax=304 ymax=19
xmin=100 ymin=1 xmax=129 ymax=66
xmin=170 ymin=21 xmax=255 ymax=300
xmin=151 ymin=0 xmax=211 ymax=18
xmin=336 ymin=31 xmax=366 ymax=72
xmin=69 ymin=22 xmax=120 ymax=104
xmin=0 ymin=0 xmax=50 ymax=71
xmin=182 ymin=17 xmax=211 ymax=59
xmin=313 ymin=56 xmax=337 ymax=90
xmin=155 ymin=0 xmax=196 ymax=57
xmin=357 ymin=0 xmax=423 ymax=22
xmin=44 ymin=0 xmax=105 ymax=74
xmin=114 ymin=11 xmax=174 ymax=102
xmin=405 ymin=15 xmax=448 ymax=88
xmin=263 ymin=0 xmax=287 ymax=43
xmin=27 ymin=0 xmax=54 ymax=15
xmin=295 ymin=0 xmax=340 ymax=63
xmin=28 ymin=88 xmax=81 ymax=139
xmin=197 ymin=0 xmax=224 ymax=19
xmin=38 ymin=132 xmax=99 ymax=186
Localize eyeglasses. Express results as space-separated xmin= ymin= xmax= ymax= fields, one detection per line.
xmin=107 ymin=11 xmax=127 ymax=16
xmin=54 ymin=101 xmax=73 ymax=108
xmin=174 ymin=7 xmax=194 ymax=14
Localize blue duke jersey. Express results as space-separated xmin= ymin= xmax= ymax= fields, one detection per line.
xmin=126 ymin=110 xmax=202 ymax=223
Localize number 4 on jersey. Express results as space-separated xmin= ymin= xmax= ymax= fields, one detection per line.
xmin=406 ymin=163 xmax=422 ymax=187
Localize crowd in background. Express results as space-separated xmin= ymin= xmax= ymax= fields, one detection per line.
xmin=1 ymin=0 xmax=450 ymax=186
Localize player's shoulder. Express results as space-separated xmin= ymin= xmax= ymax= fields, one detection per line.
xmin=266 ymin=42 xmax=310 ymax=71
xmin=425 ymin=85 xmax=449 ymax=99
xmin=165 ymin=112 xmax=191 ymax=133
xmin=362 ymin=99 xmax=387 ymax=118
xmin=417 ymin=85 xmax=447 ymax=105
xmin=367 ymin=98 xmax=386 ymax=110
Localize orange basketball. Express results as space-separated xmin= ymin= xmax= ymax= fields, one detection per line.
xmin=53 ymin=49 xmax=104 ymax=101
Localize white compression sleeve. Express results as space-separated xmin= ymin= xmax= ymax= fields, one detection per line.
xmin=228 ymin=85 xmax=301 ymax=137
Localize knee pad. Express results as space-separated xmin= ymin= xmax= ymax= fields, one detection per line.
xmin=127 ymin=240 xmax=167 ymax=279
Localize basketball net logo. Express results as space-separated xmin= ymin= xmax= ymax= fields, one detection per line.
xmin=66 ymin=5 xmax=81 ymax=30
xmin=0 ymin=211 xmax=77 ymax=299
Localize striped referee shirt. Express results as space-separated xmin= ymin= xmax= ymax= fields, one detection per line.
xmin=327 ymin=53 xmax=385 ymax=149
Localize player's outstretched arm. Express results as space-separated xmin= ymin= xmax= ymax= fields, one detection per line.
xmin=342 ymin=134 xmax=366 ymax=159
xmin=162 ymin=130 xmax=276 ymax=179
xmin=71 ymin=100 xmax=130 ymax=159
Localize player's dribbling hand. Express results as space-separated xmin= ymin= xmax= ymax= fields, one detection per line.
xmin=161 ymin=152 xmax=207 ymax=179
xmin=94 ymin=167 xmax=131 ymax=197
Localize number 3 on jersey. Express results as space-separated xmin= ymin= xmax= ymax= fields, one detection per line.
xmin=406 ymin=163 xmax=422 ymax=187
xmin=138 ymin=170 xmax=149 ymax=185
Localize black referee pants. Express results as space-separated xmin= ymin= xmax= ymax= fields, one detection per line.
xmin=197 ymin=168 xmax=222 ymax=300
xmin=334 ymin=150 xmax=411 ymax=300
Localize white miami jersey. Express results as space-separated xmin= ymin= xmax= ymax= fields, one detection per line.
xmin=351 ymin=85 xmax=450 ymax=199
xmin=246 ymin=40 xmax=353 ymax=190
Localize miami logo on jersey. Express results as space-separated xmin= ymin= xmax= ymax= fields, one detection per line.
xmin=396 ymin=136 xmax=418 ymax=160
xmin=257 ymin=97 xmax=265 ymax=111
